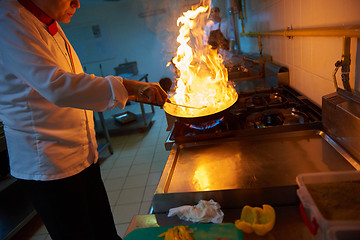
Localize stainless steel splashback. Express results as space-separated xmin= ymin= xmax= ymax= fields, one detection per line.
xmin=322 ymin=89 xmax=360 ymax=164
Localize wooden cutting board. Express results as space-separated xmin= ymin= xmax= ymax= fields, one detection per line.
xmin=124 ymin=223 xmax=243 ymax=240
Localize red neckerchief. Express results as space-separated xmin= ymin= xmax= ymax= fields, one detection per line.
xmin=18 ymin=0 xmax=58 ymax=36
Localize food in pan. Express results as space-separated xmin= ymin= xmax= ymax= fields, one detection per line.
xmin=234 ymin=204 xmax=276 ymax=236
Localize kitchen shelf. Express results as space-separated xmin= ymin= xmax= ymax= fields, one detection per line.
xmin=96 ymin=112 xmax=113 ymax=155
xmin=94 ymin=112 xmax=155 ymax=135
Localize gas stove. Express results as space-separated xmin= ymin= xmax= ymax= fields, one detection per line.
xmin=154 ymin=87 xmax=360 ymax=214
xmin=165 ymin=85 xmax=322 ymax=150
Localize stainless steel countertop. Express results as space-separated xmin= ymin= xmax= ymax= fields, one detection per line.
xmin=153 ymin=129 xmax=358 ymax=213
xmin=168 ymin=130 xmax=354 ymax=193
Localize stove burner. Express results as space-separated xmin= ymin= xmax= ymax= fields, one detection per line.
xmin=237 ymin=91 xmax=287 ymax=111
xmin=170 ymin=116 xmax=231 ymax=140
xmin=283 ymin=108 xmax=310 ymax=125
xmin=252 ymin=93 xmax=268 ymax=106
xmin=186 ymin=117 xmax=225 ymax=131
xmin=166 ymin=86 xmax=322 ymax=147
xmin=269 ymin=93 xmax=283 ymax=104
xmin=244 ymin=107 xmax=311 ymax=129
xmin=261 ymin=108 xmax=285 ymax=126
xmin=245 ymin=108 xmax=284 ymax=128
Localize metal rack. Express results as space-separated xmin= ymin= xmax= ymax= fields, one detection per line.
xmin=96 ymin=112 xmax=113 ymax=155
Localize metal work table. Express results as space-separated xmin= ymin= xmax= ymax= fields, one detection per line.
xmin=125 ymin=206 xmax=314 ymax=240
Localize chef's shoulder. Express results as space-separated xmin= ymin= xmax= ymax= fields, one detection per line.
xmin=0 ymin=1 xmax=38 ymax=29
xmin=0 ymin=1 xmax=47 ymax=47
xmin=0 ymin=0 xmax=22 ymax=17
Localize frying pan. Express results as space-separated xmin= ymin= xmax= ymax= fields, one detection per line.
xmin=163 ymin=93 xmax=238 ymax=124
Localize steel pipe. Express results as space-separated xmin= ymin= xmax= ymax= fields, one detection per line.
xmin=341 ymin=37 xmax=351 ymax=91
xmin=243 ymin=25 xmax=360 ymax=38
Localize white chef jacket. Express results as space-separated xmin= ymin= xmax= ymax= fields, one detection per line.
xmin=203 ymin=19 xmax=235 ymax=46
xmin=0 ymin=0 xmax=129 ymax=180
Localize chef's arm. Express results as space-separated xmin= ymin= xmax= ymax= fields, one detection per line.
xmin=0 ymin=16 xmax=166 ymax=110
xmin=122 ymin=79 xmax=168 ymax=106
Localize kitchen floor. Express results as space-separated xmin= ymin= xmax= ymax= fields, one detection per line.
xmin=11 ymin=103 xmax=170 ymax=240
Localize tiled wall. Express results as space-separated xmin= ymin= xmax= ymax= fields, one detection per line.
xmin=239 ymin=0 xmax=360 ymax=106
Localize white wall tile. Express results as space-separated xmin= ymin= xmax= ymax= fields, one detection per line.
xmin=301 ymin=37 xmax=312 ymax=73
xmin=241 ymin=0 xmax=360 ymax=104
xmin=300 ymin=0 xmax=313 ymax=28
xmin=283 ymin=0 xmax=292 ymax=27
xmin=311 ymin=37 xmax=343 ymax=80
xmin=277 ymin=37 xmax=286 ymax=64
xmin=270 ymin=37 xmax=286 ymax=63
xmin=287 ymin=65 xmax=294 ymax=85
xmin=311 ymin=75 xmax=337 ymax=106
xmin=299 ymin=69 xmax=314 ymax=100
xmin=292 ymin=38 xmax=302 ymax=68
xmin=342 ymin=0 xmax=360 ymax=24
xmin=291 ymin=0 xmax=302 ymax=28
xmin=269 ymin=3 xmax=278 ymax=30
xmin=291 ymin=66 xmax=304 ymax=92
xmin=285 ymin=38 xmax=294 ymax=66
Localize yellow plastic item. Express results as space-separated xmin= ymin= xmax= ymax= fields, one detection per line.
xmin=235 ymin=204 xmax=276 ymax=236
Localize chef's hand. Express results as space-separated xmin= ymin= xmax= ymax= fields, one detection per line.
xmin=123 ymin=79 xmax=168 ymax=106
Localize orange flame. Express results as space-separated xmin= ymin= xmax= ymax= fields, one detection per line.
xmin=164 ymin=4 xmax=237 ymax=118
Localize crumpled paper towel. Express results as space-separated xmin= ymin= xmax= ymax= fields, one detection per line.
xmin=168 ymin=199 xmax=224 ymax=223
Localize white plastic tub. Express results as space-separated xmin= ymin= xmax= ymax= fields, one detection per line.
xmin=327 ymin=224 xmax=360 ymax=240
xmin=296 ymin=170 xmax=360 ymax=240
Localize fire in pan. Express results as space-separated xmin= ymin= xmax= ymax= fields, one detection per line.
xmin=163 ymin=92 xmax=238 ymax=124
xmin=162 ymin=4 xmax=238 ymax=124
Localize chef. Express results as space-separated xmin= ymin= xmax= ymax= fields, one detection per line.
xmin=203 ymin=6 xmax=235 ymax=58
xmin=0 ymin=0 xmax=167 ymax=239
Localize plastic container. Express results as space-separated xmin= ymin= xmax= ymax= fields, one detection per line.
xmin=296 ymin=170 xmax=360 ymax=240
